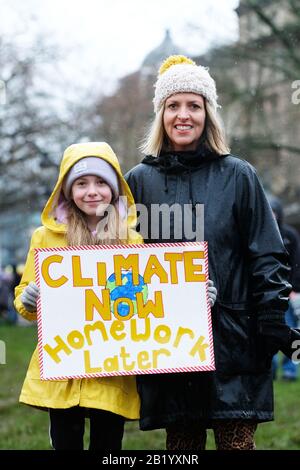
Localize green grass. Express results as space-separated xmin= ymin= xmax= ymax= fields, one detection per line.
xmin=0 ymin=324 xmax=299 ymax=450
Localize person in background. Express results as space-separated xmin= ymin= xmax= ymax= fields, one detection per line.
xmin=269 ymin=195 xmax=300 ymax=381
xmin=0 ymin=268 xmax=9 ymax=322
xmin=6 ymin=264 xmax=21 ymax=324
xmin=125 ymin=55 xmax=300 ymax=450
xmin=14 ymin=142 xmax=142 ymax=450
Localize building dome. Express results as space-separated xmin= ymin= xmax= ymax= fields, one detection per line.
xmin=142 ymin=30 xmax=185 ymax=72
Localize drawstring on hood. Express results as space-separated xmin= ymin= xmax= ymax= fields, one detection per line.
xmin=163 ymin=158 xmax=168 ymax=193
xmin=188 ymin=167 xmax=193 ymax=207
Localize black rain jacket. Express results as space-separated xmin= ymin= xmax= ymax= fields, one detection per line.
xmin=125 ymin=148 xmax=295 ymax=430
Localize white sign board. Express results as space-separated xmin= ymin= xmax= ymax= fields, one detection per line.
xmin=35 ymin=242 xmax=215 ymax=380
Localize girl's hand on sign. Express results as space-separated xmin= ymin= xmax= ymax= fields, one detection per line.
xmin=21 ymin=282 xmax=40 ymax=312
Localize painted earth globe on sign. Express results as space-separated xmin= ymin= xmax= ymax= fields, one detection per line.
xmin=106 ymin=271 xmax=148 ymax=317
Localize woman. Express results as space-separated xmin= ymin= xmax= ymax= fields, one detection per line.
xmin=125 ymin=55 xmax=299 ymax=450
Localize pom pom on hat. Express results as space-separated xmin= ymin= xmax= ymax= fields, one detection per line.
xmin=62 ymin=157 xmax=119 ymax=200
xmin=158 ymin=55 xmax=196 ymax=75
xmin=153 ymin=54 xmax=219 ymax=113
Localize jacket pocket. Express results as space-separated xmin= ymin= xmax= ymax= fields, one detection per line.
xmin=214 ymin=303 xmax=258 ymax=375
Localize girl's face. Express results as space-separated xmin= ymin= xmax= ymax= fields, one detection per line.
xmin=163 ymin=92 xmax=206 ymax=151
xmin=71 ymin=175 xmax=113 ymax=227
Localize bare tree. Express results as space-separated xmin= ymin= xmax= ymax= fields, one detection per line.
xmin=88 ymin=71 xmax=154 ymax=172
xmin=0 ymin=33 xmax=86 ymax=264
xmin=237 ymin=0 xmax=300 ymax=80
xmin=193 ymin=0 xmax=300 ymax=204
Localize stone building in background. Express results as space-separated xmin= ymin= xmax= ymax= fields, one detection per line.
xmin=197 ymin=0 xmax=300 ymax=227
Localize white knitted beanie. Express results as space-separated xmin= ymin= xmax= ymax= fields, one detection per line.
xmin=153 ymin=55 xmax=219 ymax=113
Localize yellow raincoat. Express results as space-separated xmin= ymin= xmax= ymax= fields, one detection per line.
xmin=14 ymin=142 xmax=142 ymax=419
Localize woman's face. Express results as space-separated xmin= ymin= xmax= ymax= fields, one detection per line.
xmin=163 ymin=93 xmax=206 ymax=151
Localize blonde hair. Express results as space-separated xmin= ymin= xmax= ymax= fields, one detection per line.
xmin=65 ymin=200 xmax=128 ymax=246
xmin=140 ymin=107 xmax=165 ymax=157
xmin=140 ymin=98 xmax=230 ymax=157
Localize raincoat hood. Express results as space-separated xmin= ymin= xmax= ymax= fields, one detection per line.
xmin=41 ymin=142 xmax=138 ymax=233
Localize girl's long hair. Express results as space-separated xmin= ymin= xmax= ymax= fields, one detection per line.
xmin=65 ymin=200 xmax=128 ymax=246
xmin=140 ymin=99 xmax=230 ymax=157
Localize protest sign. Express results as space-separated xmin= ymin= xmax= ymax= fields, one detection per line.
xmin=35 ymin=242 xmax=215 ymax=379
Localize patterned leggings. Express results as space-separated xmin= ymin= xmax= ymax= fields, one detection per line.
xmin=166 ymin=420 xmax=258 ymax=450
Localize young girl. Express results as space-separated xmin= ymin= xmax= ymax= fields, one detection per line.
xmin=14 ymin=142 xmax=143 ymax=450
